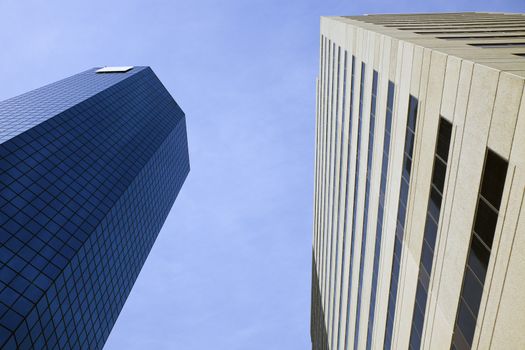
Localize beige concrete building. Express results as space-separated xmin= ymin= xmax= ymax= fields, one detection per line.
xmin=311 ymin=13 xmax=525 ymax=350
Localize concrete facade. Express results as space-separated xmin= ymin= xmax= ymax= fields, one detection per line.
xmin=311 ymin=13 xmax=525 ymax=350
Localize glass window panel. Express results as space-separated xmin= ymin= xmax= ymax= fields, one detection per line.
xmin=387 ymin=82 xmax=395 ymax=108
xmin=480 ymin=149 xmax=508 ymax=208
xmin=410 ymin=328 xmax=422 ymax=350
xmin=367 ymin=80 xmax=396 ymax=350
xmin=474 ymin=199 xmax=498 ymax=248
xmin=397 ymin=199 xmax=407 ymax=228
xmin=462 ymin=267 xmax=484 ymax=316
xmin=415 ymin=280 xmax=428 ymax=307
xmin=403 ymin=155 xmax=412 ymax=182
xmin=452 ymin=326 xmax=470 ymax=350
xmin=456 ymin=301 xmax=476 ymax=346
xmin=421 ymin=241 xmax=434 ymax=275
xmin=432 ymin=157 xmax=447 ymax=191
xmin=424 ymin=214 xmax=438 ymax=248
xmin=436 ymin=119 xmax=452 ymax=162
xmin=428 ymin=187 xmax=442 ymax=222
xmin=399 ymin=179 xmax=410 ymax=208
xmin=468 ymin=235 xmax=490 ymax=282
xmin=412 ymin=306 xmax=425 ymax=335
xmin=407 ymin=96 xmax=418 ymax=132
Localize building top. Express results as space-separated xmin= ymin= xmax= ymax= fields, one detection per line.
xmin=324 ymin=12 xmax=525 ymax=78
xmin=0 ymin=66 xmax=147 ymax=144
xmin=95 ymin=66 xmax=134 ymax=73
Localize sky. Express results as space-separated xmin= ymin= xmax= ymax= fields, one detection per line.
xmin=1 ymin=0 xmax=524 ymax=349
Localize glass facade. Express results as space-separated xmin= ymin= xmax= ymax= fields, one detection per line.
xmin=451 ymin=149 xmax=508 ymax=350
xmin=0 ymin=67 xmax=190 ymax=349
xmin=409 ymin=117 xmax=453 ymax=349
xmin=366 ymin=81 xmax=395 ymax=350
xmin=384 ymin=95 xmax=418 ymax=350
xmin=354 ymin=70 xmax=378 ymax=350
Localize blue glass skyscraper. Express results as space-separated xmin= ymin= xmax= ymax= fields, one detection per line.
xmin=0 ymin=66 xmax=190 ymax=349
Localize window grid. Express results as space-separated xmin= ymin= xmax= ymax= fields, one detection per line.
xmin=336 ymin=55 xmax=356 ymax=350
xmin=343 ymin=61 xmax=366 ymax=350
xmin=327 ymin=46 xmax=342 ymax=334
xmin=366 ymin=81 xmax=395 ymax=350
xmin=384 ymin=95 xmax=418 ymax=350
xmin=409 ymin=117 xmax=453 ymax=349
xmin=330 ymin=50 xmax=348 ymax=347
xmin=354 ymin=70 xmax=378 ymax=350
xmin=450 ymin=149 xmax=508 ymax=350
xmin=469 ymin=42 xmax=525 ymax=48
xmin=0 ymin=68 xmax=189 ymax=349
xmin=315 ymin=36 xmax=328 ymax=280
xmin=319 ymin=39 xmax=332 ymax=312
xmin=322 ymin=41 xmax=336 ymax=318
xmin=315 ymin=37 xmax=330 ymax=327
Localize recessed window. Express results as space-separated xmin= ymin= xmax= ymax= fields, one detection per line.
xmin=398 ymin=25 xmax=525 ymax=30
xmin=384 ymin=95 xmax=419 ymax=350
xmin=343 ymin=61 xmax=366 ymax=350
xmin=95 ymin=66 xmax=134 ymax=74
xmin=416 ymin=29 xmax=525 ymax=34
xmin=469 ymin=42 xmax=525 ymax=48
xmin=335 ymin=54 xmax=356 ymax=348
xmin=409 ymin=117 xmax=452 ymax=350
xmin=438 ymin=35 xmax=525 ymax=40
xmin=451 ymin=149 xmax=508 ymax=349
xmin=354 ymin=70 xmax=379 ymax=350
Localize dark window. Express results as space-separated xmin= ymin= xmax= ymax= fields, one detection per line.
xmin=451 ymin=149 xmax=508 ymax=349
xmin=417 ymin=29 xmax=525 ymax=34
xmin=428 ymin=186 xmax=443 ymax=222
xmin=318 ymin=39 xmax=333 ymax=320
xmin=366 ymin=81 xmax=395 ymax=350
xmin=325 ymin=44 xmax=341 ymax=340
xmin=469 ymin=42 xmax=525 ymax=48
xmin=438 ymin=35 xmax=525 ymax=40
xmin=423 ymin=216 xmax=438 ymax=249
xmin=462 ymin=268 xmax=483 ymax=315
xmin=456 ymin=301 xmax=476 ymax=345
xmin=409 ymin=117 xmax=452 ymax=350
xmin=344 ymin=61 xmax=366 ymax=350
xmin=474 ymin=199 xmax=499 ymax=247
xmin=336 ymin=55 xmax=356 ymax=347
xmin=480 ymin=151 xmax=508 ymax=208
xmin=384 ymin=95 xmax=419 ymax=350
xmin=400 ymin=24 xmax=525 ymax=30
xmin=468 ymin=235 xmax=490 ymax=282
xmin=354 ymin=70 xmax=378 ymax=350
xmin=432 ymin=158 xmax=447 ymax=191
xmin=327 ymin=45 xmax=345 ymax=346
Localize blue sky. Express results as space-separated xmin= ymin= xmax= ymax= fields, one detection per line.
xmin=1 ymin=1 xmax=524 ymax=349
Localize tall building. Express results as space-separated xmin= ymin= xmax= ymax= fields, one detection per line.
xmin=311 ymin=13 xmax=525 ymax=350
xmin=0 ymin=66 xmax=190 ymax=349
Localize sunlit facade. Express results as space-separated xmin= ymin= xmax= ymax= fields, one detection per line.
xmin=311 ymin=13 xmax=525 ymax=350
